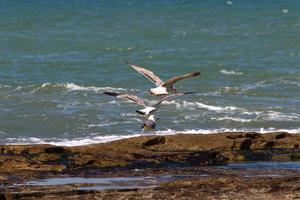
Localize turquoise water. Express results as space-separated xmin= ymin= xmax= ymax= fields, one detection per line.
xmin=0 ymin=1 xmax=299 ymax=145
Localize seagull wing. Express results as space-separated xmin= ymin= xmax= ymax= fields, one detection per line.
xmin=103 ymin=91 xmax=146 ymax=106
xmin=128 ymin=63 xmax=164 ymax=86
xmin=162 ymin=72 xmax=201 ymax=88
xmin=152 ymin=92 xmax=196 ymax=106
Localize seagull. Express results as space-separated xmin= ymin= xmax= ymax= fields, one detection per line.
xmin=142 ymin=114 xmax=158 ymax=134
xmin=103 ymin=91 xmax=195 ymax=116
xmin=127 ymin=62 xmax=200 ymax=96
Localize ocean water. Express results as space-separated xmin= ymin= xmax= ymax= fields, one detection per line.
xmin=0 ymin=0 xmax=299 ymax=146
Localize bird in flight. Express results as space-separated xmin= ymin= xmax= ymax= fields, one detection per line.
xmin=103 ymin=91 xmax=195 ymax=116
xmin=142 ymin=114 xmax=159 ymax=134
xmin=127 ymin=62 xmax=200 ymax=96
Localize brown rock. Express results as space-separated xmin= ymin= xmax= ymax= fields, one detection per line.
xmin=245 ymin=132 xmax=263 ymax=139
xmin=44 ymin=146 xmax=69 ymax=154
xmin=275 ymin=132 xmax=291 ymax=140
xmin=32 ymin=153 xmax=62 ymax=162
xmin=143 ymin=136 xmax=166 ymax=147
xmin=231 ymin=138 xmax=252 ymax=150
xmin=226 ymin=134 xmax=243 ymax=139
xmin=0 ymin=132 xmax=299 ymax=173
xmin=221 ymin=152 xmax=245 ymax=162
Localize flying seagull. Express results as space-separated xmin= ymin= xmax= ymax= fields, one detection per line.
xmin=103 ymin=91 xmax=195 ymax=116
xmin=142 ymin=114 xmax=159 ymax=134
xmin=127 ymin=62 xmax=200 ymax=96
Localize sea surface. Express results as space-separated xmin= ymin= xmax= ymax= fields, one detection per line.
xmin=0 ymin=0 xmax=299 ymax=146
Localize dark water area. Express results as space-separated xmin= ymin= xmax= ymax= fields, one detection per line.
xmin=22 ymin=175 xmax=198 ymax=190
xmin=220 ymin=161 xmax=300 ymax=170
xmin=0 ymin=0 xmax=299 ymax=145
xmin=10 ymin=162 xmax=299 ymax=190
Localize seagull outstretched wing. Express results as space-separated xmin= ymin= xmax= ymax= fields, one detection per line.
xmin=127 ymin=63 xmax=164 ymax=86
xmin=162 ymin=72 xmax=201 ymax=88
xmin=103 ymin=91 xmax=146 ymax=106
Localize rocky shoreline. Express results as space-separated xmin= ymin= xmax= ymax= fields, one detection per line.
xmin=1 ymin=132 xmax=300 ymax=199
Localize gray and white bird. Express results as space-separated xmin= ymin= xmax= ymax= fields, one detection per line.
xmin=142 ymin=114 xmax=158 ymax=134
xmin=127 ymin=63 xmax=201 ymax=96
xmin=103 ymin=91 xmax=195 ymax=116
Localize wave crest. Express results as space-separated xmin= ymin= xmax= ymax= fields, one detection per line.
xmin=211 ymin=117 xmax=252 ymax=123
xmin=163 ymin=100 xmax=242 ymax=112
xmin=4 ymin=128 xmax=300 ymax=146
xmin=41 ymin=83 xmax=130 ymax=92
xmin=220 ymin=69 xmax=243 ymax=75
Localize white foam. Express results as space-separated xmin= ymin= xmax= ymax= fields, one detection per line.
xmin=162 ymin=100 xmax=243 ymax=113
xmin=220 ymin=69 xmax=243 ymax=75
xmin=64 ymin=83 xmax=128 ymax=92
xmin=242 ymin=111 xmax=263 ymax=116
xmin=280 ymin=80 xmax=300 ymax=87
xmin=47 ymin=135 xmax=142 ymax=146
xmin=87 ymin=120 xmax=140 ymax=128
xmin=161 ymin=100 xmax=181 ymax=107
xmin=121 ymin=113 xmax=139 ymax=117
xmin=181 ymin=101 xmax=241 ymax=112
xmin=219 ymin=87 xmax=239 ymax=94
xmin=261 ymin=111 xmax=300 ymax=122
xmin=108 ymin=100 xmax=119 ymax=104
xmin=4 ymin=128 xmax=300 ymax=146
xmin=0 ymin=131 xmax=6 ymax=136
xmin=211 ymin=117 xmax=252 ymax=123
xmin=4 ymin=134 xmax=142 ymax=147
xmin=39 ymin=82 xmax=135 ymax=93
xmin=0 ymin=84 xmax=11 ymax=89
xmin=157 ymin=128 xmax=300 ymax=135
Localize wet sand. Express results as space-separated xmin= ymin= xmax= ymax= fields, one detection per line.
xmin=1 ymin=132 xmax=300 ymax=199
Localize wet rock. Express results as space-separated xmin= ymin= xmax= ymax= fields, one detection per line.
xmin=44 ymin=146 xmax=69 ymax=154
xmin=142 ymin=136 xmax=166 ymax=147
xmin=290 ymin=152 xmax=300 ymax=160
xmin=29 ymin=164 xmax=66 ymax=172
xmin=32 ymin=153 xmax=62 ymax=162
xmin=0 ymin=145 xmax=53 ymax=154
xmin=0 ymin=155 xmax=31 ymax=171
xmin=264 ymin=140 xmax=298 ymax=149
xmin=231 ymin=138 xmax=252 ymax=150
xmin=226 ymin=134 xmax=243 ymax=139
xmin=0 ymin=175 xmax=7 ymax=183
xmin=0 ymin=132 xmax=300 ymax=174
xmin=275 ymin=132 xmax=291 ymax=140
xmin=264 ymin=140 xmax=276 ymax=149
xmin=227 ymin=132 xmax=262 ymax=140
xmin=221 ymin=152 xmax=245 ymax=162
xmin=1 ymin=132 xmax=300 ymax=199
xmin=245 ymin=132 xmax=263 ymax=139
xmin=187 ymin=151 xmax=228 ymax=166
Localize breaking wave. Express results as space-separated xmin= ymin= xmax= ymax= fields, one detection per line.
xmin=162 ymin=100 xmax=242 ymax=112
xmin=220 ymin=69 xmax=243 ymax=75
xmin=41 ymin=83 xmax=131 ymax=92
xmin=3 ymin=128 xmax=300 ymax=147
xmin=260 ymin=111 xmax=300 ymax=122
xmin=211 ymin=117 xmax=252 ymax=123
